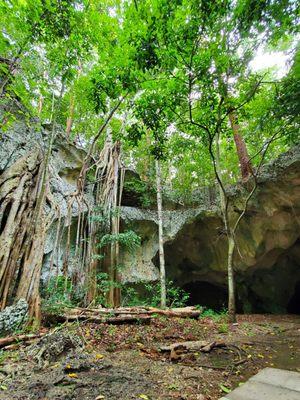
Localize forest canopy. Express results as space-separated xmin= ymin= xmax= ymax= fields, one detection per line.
xmin=1 ymin=0 xmax=299 ymax=197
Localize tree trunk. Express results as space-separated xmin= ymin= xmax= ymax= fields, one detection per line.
xmin=65 ymin=94 xmax=74 ymax=138
xmin=108 ymin=140 xmax=122 ymax=307
xmin=155 ymin=159 xmax=166 ymax=308
xmin=0 ymin=150 xmax=49 ymax=323
xmin=0 ymin=92 xmax=59 ymax=324
xmin=215 ymin=129 xmax=236 ymax=323
xmin=227 ymin=235 xmax=236 ymax=323
xmin=229 ymin=111 xmax=253 ymax=180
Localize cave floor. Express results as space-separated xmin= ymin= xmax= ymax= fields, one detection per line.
xmin=0 ymin=314 xmax=299 ymax=400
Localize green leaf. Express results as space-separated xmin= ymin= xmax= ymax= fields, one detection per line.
xmin=220 ymin=384 xmax=231 ymax=394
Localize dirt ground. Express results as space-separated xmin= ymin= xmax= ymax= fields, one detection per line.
xmin=0 ymin=314 xmax=299 ymax=400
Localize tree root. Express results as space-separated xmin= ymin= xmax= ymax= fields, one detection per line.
xmin=160 ymin=339 xmax=248 ymax=371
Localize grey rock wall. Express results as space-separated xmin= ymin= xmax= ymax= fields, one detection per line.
xmin=0 ymin=120 xmax=92 ymax=282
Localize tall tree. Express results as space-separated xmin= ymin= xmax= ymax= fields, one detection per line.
xmin=155 ymin=159 xmax=166 ymax=308
xmin=124 ymin=0 xmax=299 ymax=321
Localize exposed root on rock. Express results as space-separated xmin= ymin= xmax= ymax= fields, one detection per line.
xmin=0 ymin=149 xmax=56 ymax=322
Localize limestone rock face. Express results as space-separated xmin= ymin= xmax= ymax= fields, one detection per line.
xmin=1 ymin=117 xmax=300 ymax=313
xmin=120 ymin=145 xmax=300 ymax=313
xmin=0 ymin=120 xmax=92 ymax=281
xmin=0 ymin=299 xmax=28 ymax=335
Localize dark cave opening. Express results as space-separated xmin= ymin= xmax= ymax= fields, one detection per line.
xmin=287 ymin=281 xmax=300 ymax=314
xmin=161 ymin=232 xmax=300 ymax=315
xmin=182 ymin=281 xmax=228 ymax=311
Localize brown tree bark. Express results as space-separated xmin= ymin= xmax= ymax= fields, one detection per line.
xmin=0 ymin=151 xmax=48 ymax=322
xmin=84 ymin=136 xmax=123 ymax=307
xmin=229 ymin=111 xmax=253 ymax=181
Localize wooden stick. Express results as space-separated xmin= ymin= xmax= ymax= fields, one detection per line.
xmin=0 ymin=332 xmax=47 ymax=349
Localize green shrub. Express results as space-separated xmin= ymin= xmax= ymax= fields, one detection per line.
xmin=41 ymin=276 xmax=76 ymax=313
xmin=123 ymin=177 xmax=155 ymax=208
xmin=95 ymin=272 xmax=121 ymax=306
xmin=201 ymin=308 xmax=228 ymax=322
xmin=98 ymin=230 xmax=141 ymax=253
xmin=218 ymin=322 xmax=229 ymax=334
xmin=121 ymin=280 xmax=190 ymax=308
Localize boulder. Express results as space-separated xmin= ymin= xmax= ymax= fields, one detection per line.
xmin=0 ymin=299 xmax=28 ymax=335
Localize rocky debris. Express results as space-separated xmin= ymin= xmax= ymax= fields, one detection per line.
xmin=0 ymin=299 xmax=28 ymax=335
xmin=27 ymin=330 xmax=83 ymax=367
xmin=62 ymin=350 xmax=110 ymax=373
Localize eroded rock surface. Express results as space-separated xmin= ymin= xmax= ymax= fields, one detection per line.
xmin=0 ymin=299 xmax=28 ymax=335
xmin=27 ymin=331 xmax=84 ymax=367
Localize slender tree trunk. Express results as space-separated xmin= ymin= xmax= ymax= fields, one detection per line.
xmin=65 ymin=94 xmax=74 ymax=138
xmin=155 ymin=159 xmax=166 ymax=308
xmin=227 ymin=235 xmax=236 ymax=322
xmin=142 ymin=131 xmax=152 ymax=181
xmin=215 ymin=129 xmax=236 ymax=323
xmin=66 ymin=61 xmax=81 ymax=139
xmin=229 ymin=111 xmax=253 ymax=180
xmin=85 ymin=216 xmax=98 ymax=306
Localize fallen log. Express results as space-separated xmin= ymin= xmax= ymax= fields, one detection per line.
xmin=160 ymin=340 xmax=221 ymax=353
xmin=46 ymin=313 xmax=152 ymax=325
xmin=0 ymin=332 xmax=47 ymax=349
xmin=44 ymin=306 xmax=202 ymax=326
xmin=61 ymin=306 xmax=202 ymax=319
xmin=146 ymin=307 xmax=202 ymax=318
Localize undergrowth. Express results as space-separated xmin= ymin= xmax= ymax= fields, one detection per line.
xmin=41 ymin=276 xmax=190 ymax=311
xmin=121 ymin=280 xmax=190 ymax=308
xmin=201 ymin=308 xmax=228 ymax=322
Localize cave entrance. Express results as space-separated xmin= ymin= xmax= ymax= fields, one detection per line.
xmin=287 ymin=281 xmax=300 ymax=314
xmin=182 ymin=281 xmax=228 ymax=311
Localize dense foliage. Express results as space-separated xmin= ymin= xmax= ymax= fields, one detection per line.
xmin=1 ymin=0 xmax=298 ymax=199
